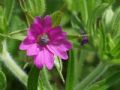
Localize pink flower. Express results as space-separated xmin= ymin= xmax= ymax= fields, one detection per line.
xmin=19 ymin=15 xmax=72 ymax=70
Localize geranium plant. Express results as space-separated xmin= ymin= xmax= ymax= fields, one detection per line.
xmin=0 ymin=0 xmax=120 ymax=90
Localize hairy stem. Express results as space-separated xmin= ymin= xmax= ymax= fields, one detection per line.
xmin=0 ymin=40 xmax=28 ymax=86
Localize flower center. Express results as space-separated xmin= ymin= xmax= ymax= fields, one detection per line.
xmin=37 ymin=34 xmax=50 ymax=45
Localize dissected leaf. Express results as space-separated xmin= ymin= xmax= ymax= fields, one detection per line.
xmin=51 ymin=11 xmax=63 ymax=27
xmin=21 ymin=0 xmax=46 ymax=16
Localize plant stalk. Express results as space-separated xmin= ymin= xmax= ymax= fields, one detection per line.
xmin=0 ymin=40 xmax=28 ymax=86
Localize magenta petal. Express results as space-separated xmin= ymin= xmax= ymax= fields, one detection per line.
xmin=48 ymin=26 xmax=66 ymax=42
xmin=44 ymin=48 xmax=54 ymax=70
xmin=27 ymin=43 xmax=40 ymax=56
xmin=34 ymin=48 xmax=54 ymax=70
xmin=43 ymin=15 xmax=52 ymax=28
xmin=50 ymin=32 xmax=67 ymax=43
xmin=61 ymin=40 xmax=72 ymax=51
xmin=28 ymin=16 xmax=43 ymax=37
xmin=19 ymin=37 xmax=35 ymax=50
xmin=47 ymin=44 xmax=68 ymax=60
xmin=48 ymin=26 xmax=62 ymax=36
xmin=32 ymin=16 xmax=43 ymax=29
xmin=34 ymin=50 xmax=44 ymax=69
xmin=51 ymin=40 xmax=72 ymax=51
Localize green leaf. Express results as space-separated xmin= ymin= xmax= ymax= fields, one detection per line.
xmin=79 ymin=0 xmax=88 ymax=25
xmin=65 ymin=50 xmax=75 ymax=90
xmin=74 ymin=50 xmax=87 ymax=85
xmin=109 ymin=7 xmax=120 ymax=39
xmin=0 ymin=70 xmax=6 ymax=90
xmin=0 ymin=6 xmax=7 ymax=34
xmin=0 ymin=39 xmax=3 ymax=52
xmin=98 ymin=25 xmax=107 ymax=60
xmin=38 ymin=78 xmax=44 ymax=90
xmin=27 ymin=65 xmax=40 ymax=90
xmin=111 ymin=40 xmax=120 ymax=58
xmin=35 ymin=0 xmax=46 ymax=16
xmin=65 ymin=0 xmax=80 ymax=12
xmin=21 ymin=0 xmax=46 ymax=16
xmin=9 ymin=16 xmax=27 ymax=32
xmin=87 ymin=0 xmax=96 ymax=16
xmin=87 ymin=71 xmax=120 ymax=90
xmin=40 ymin=68 xmax=52 ymax=90
xmin=71 ymin=13 xmax=83 ymax=30
xmin=74 ymin=62 xmax=108 ymax=90
xmin=87 ymin=3 xmax=109 ymax=50
xmin=110 ymin=59 xmax=120 ymax=64
xmin=4 ymin=0 xmax=15 ymax=25
xmin=87 ymin=3 xmax=109 ymax=33
xmin=11 ymin=33 xmax=25 ymax=41
xmin=104 ymin=6 xmax=114 ymax=29
xmin=51 ymin=11 xmax=63 ymax=27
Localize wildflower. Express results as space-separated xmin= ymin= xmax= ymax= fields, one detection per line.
xmin=19 ymin=15 xmax=72 ymax=70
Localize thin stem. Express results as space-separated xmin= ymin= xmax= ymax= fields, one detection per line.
xmin=0 ymin=40 xmax=28 ymax=86
xmin=19 ymin=0 xmax=27 ymax=12
xmin=9 ymin=29 xmax=27 ymax=35
xmin=67 ymin=34 xmax=89 ymax=39
xmin=0 ymin=33 xmax=13 ymax=39
xmin=0 ymin=33 xmax=21 ymax=40
xmin=19 ymin=0 xmax=33 ymax=26
xmin=74 ymin=62 xmax=110 ymax=90
xmin=7 ymin=0 xmax=15 ymax=24
xmin=41 ymin=68 xmax=52 ymax=90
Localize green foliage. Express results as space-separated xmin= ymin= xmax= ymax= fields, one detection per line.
xmin=87 ymin=71 xmax=120 ymax=90
xmin=86 ymin=4 xmax=108 ymax=59
xmin=0 ymin=5 xmax=7 ymax=34
xmin=65 ymin=50 xmax=75 ymax=90
xmin=38 ymin=78 xmax=44 ymax=90
xmin=40 ymin=68 xmax=52 ymax=90
xmin=71 ymin=13 xmax=83 ymax=31
xmin=0 ymin=38 xmax=3 ymax=52
xmin=20 ymin=0 xmax=46 ymax=17
xmin=1 ymin=0 xmax=120 ymax=90
xmin=51 ymin=11 xmax=63 ymax=27
xmin=65 ymin=0 xmax=80 ymax=12
xmin=27 ymin=66 xmax=40 ymax=90
xmin=4 ymin=0 xmax=15 ymax=25
xmin=0 ymin=70 xmax=6 ymax=90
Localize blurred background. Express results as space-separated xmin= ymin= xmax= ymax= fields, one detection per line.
xmin=0 ymin=0 xmax=120 ymax=90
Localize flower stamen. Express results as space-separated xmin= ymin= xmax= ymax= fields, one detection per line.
xmin=37 ymin=34 xmax=50 ymax=45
